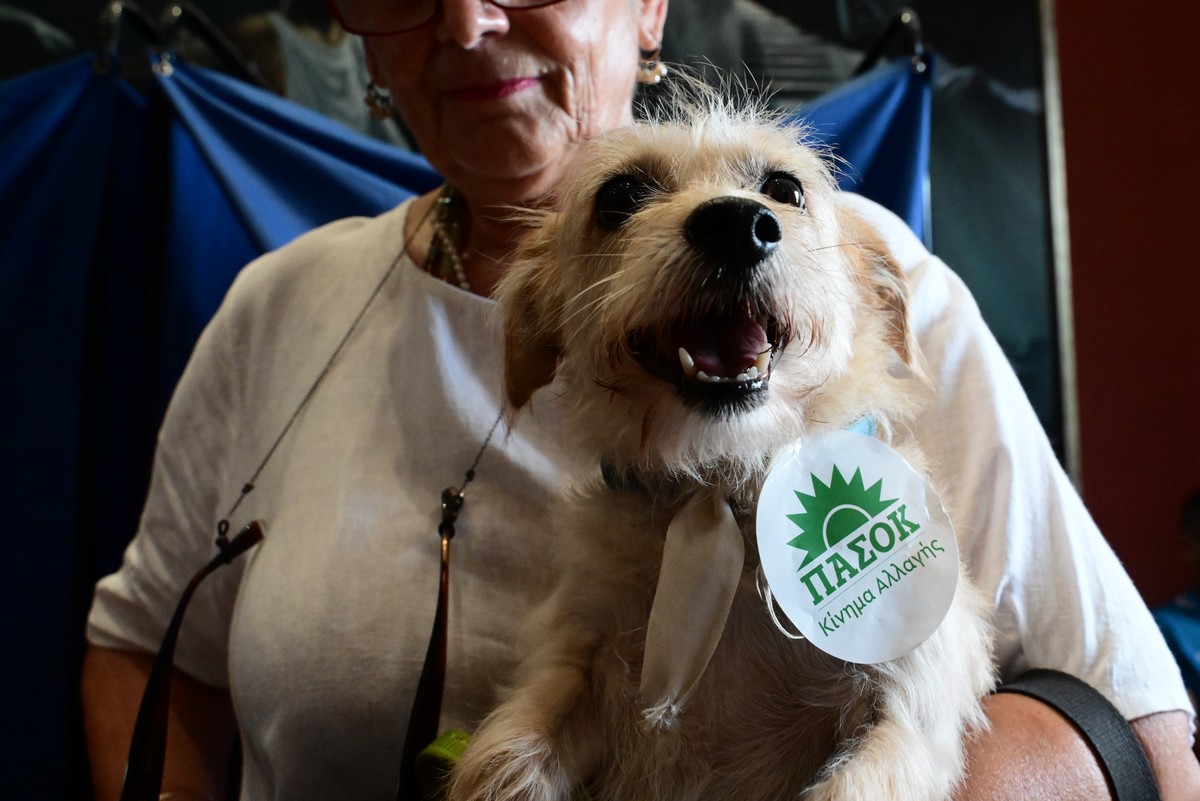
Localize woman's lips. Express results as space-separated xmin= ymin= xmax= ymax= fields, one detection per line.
xmin=445 ymin=76 xmax=541 ymax=102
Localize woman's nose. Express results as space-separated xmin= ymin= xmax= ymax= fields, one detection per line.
xmin=436 ymin=0 xmax=510 ymax=48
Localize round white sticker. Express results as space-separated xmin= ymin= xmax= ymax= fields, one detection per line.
xmin=756 ymin=430 xmax=958 ymax=664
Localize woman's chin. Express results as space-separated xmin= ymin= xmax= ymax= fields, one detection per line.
xmin=444 ymin=140 xmax=577 ymax=205
xmin=415 ymin=107 xmax=574 ymax=201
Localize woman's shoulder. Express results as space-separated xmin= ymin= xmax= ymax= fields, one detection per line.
xmin=831 ymin=192 xmax=928 ymax=271
xmin=241 ymin=202 xmax=409 ymax=287
xmin=831 ymin=191 xmax=983 ymax=340
xmin=221 ymin=201 xmax=413 ymax=321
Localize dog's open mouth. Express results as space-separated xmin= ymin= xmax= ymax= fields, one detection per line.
xmin=627 ymin=301 xmax=787 ymax=412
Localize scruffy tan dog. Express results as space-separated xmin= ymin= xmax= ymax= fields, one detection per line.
xmin=448 ymin=94 xmax=995 ymax=801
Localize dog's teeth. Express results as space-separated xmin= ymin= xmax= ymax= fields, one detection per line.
xmin=753 ymin=348 xmax=772 ymax=373
xmin=678 ymin=347 xmax=698 ymax=379
xmin=691 ymin=367 xmax=771 ymax=384
xmin=732 ymin=366 xmax=762 ymax=383
xmin=693 ymin=363 xmax=765 ymax=384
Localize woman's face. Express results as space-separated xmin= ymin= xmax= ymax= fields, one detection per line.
xmin=364 ymin=0 xmax=667 ymax=205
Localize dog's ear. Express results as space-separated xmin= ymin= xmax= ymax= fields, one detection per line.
xmin=499 ymin=223 xmax=564 ymax=411
xmin=838 ymin=209 xmax=917 ymax=366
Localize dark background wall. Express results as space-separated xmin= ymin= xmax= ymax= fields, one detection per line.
xmin=1057 ymin=0 xmax=1200 ymax=606
xmin=15 ymin=0 xmax=256 ymax=45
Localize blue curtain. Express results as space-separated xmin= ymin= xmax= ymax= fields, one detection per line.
xmin=793 ymin=55 xmax=933 ymax=242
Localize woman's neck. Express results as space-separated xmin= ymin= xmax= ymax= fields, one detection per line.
xmin=460 ymin=206 xmax=524 ymax=297
xmin=406 ymin=187 xmax=530 ymax=298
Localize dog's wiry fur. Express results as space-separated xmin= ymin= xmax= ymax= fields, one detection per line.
xmin=448 ymin=89 xmax=996 ymax=801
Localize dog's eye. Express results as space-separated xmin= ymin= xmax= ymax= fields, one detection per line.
xmin=596 ymin=175 xmax=654 ymax=229
xmin=761 ymin=173 xmax=806 ymax=211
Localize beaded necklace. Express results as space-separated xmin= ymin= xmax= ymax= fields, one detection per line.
xmin=424 ymin=185 xmax=471 ymax=292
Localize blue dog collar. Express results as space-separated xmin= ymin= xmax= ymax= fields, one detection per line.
xmin=846 ymin=416 xmax=877 ymax=438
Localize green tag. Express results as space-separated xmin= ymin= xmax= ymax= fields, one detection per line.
xmin=415 ymin=729 xmax=472 ymax=799
xmin=418 ymin=729 xmax=594 ymax=800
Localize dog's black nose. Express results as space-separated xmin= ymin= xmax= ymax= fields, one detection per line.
xmin=684 ymin=197 xmax=782 ymax=268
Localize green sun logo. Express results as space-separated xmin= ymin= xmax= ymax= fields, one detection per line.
xmin=785 ymin=466 xmax=898 ymax=568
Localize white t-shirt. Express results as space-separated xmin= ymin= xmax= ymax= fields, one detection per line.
xmin=88 ymin=194 xmax=1191 ymax=801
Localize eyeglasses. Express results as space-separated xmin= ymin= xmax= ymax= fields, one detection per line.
xmin=325 ymin=0 xmax=569 ymax=37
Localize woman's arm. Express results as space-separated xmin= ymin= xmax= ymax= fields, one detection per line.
xmin=1134 ymin=710 xmax=1200 ymax=800
xmin=82 ymin=645 xmax=238 ymax=801
xmin=958 ymin=695 xmax=1199 ymax=800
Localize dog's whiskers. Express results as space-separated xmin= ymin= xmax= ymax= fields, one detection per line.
xmin=804 ymin=241 xmax=876 ymax=256
xmin=558 ymin=270 xmax=631 ymax=328
xmin=562 ymin=276 xmax=648 ymax=332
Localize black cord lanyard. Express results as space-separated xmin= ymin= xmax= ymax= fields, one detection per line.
xmin=398 ymin=413 xmax=503 ymax=801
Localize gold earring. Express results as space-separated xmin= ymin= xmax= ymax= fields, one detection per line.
xmin=637 ymin=48 xmax=668 ymax=85
xmin=365 ymin=81 xmax=395 ymax=119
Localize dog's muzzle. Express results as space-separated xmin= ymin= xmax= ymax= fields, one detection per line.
xmin=626 ymin=197 xmax=790 ymax=416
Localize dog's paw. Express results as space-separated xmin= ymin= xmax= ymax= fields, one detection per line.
xmin=802 ymin=745 xmax=957 ymax=801
xmin=447 ymin=734 xmax=573 ymax=801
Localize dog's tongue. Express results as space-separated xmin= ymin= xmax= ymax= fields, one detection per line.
xmin=672 ymin=315 xmax=768 ymax=376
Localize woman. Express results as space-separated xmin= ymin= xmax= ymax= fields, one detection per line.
xmin=82 ymin=0 xmax=1197 ymax=798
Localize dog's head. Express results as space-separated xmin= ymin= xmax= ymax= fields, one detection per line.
xmin=499 ymin=93 xmax=923 ymax=483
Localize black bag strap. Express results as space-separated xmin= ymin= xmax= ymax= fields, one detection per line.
xmin=120 ymin=521 xmax=264 ymax=801
xmin=995 ymin=669 xmax=1161 ymax=801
